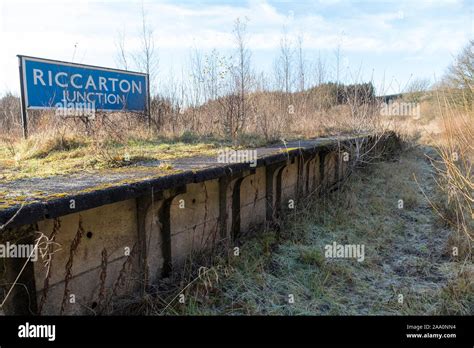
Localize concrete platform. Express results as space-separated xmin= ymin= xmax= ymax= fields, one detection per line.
xmin=0 ymin=132 xmax=400 ymax=315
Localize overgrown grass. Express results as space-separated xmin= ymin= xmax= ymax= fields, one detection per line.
xmin=0 ymin=125 xmax=306 ymax=181
xmin=0 ymin=130 xmax=222 ymax=181
xmin=429 ymin=91 xmax=473 ymax=259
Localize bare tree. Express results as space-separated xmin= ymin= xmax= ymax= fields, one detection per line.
xmin=445 ymin=40 xmax=474 ymax=91
xmin=442 ymin=40 xmax=474 ymax=107
xmin=296 ymin=35 xmax=307 ymax=92
xmin=115 ymin=28 xmax=129 ymax=70
xmin=131 ymin=2 xmax=159 ymax=131
xmin=134 ymin=2 xmax=159 ymax=91
xmin=334 ymin=44 xmax=341 ymax=85
xmin=406 ymin=77 xmax=431 ymax=93
xmin=204 ymin=49 xmax=230 ymax=101
xmin=315 ymin=52 xmax=328 ymax=85
xmin=333 ymin=37 xmax=345 ymax=106
xmin=189 ymin=48 xmax=230 ymax=104
xmin=230 ymin=17 xmax=252 ymax=141
xmin=274 ymin=28 xmax=294 ymax=94
xmin=403 ymin=77 xmax=431 ymax=102
xmin=189 ymin=47 xmax=205 ymax=106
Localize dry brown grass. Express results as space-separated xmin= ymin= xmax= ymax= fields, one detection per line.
xmin=0 ymin=117 xmax=220 ymax=181
xmin=0 ymin=84 xmax=391 ymax=181
xmin=427 ymin=91 xmax=473 ymax=259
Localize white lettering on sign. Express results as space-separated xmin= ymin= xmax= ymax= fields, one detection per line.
xmin=85 ymin=75 xmax=97 ymax=89
xmin=71 ymin=74 xmax=82 ymax=88
xmin=99 ymin=76 xmax=108 ymax=91
xmin=55 ymin=72 xmax=68 ymax=88
xmin=61 ymin=90 xmax=127 ymax=106
xmin=30 ymin=69 xmax=142 ymax=94
xmin=33 ymin=69 xmax=45 ymax=86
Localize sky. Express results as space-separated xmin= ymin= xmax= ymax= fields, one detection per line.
xmin=0 ymin=0 xmax=472 ymax=96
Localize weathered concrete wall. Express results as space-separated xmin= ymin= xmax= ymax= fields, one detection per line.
xmin=239 ymin=167 xmax=266 ymax=234
xmin=323 ymin=152 xmax=338 ymax=189
xmin=170 ymin=180 xmax=220 ymax=267
xmin=143 ymin=198 xmax=164 ymax=285
xmin=0 ymin=133 xmax=399 ymax=315
xmin=307 ymin=154 xmax=321 ymax=194
xmin=34 ymin=199 xmax=138 ymax=315
xmin=281 ymin=158 xmax=299 ymax=209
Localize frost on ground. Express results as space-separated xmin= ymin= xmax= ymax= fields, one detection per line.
xmin=153 ymin=145 xmax=473 ymax=315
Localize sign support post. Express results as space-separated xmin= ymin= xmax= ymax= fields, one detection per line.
xmin=17 ymin=56 xmax=28 ymax=139
xmin=146 ymin=73 xmax=151 ymax=131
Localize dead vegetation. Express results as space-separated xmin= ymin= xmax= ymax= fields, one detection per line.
xmin=0 ymin=78 xmax=386 ymax=181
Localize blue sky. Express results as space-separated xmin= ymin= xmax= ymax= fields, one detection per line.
xmin=0 ymin=0 xmax=472 ymax=95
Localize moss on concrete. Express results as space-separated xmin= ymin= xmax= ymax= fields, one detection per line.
xmin=0 ymin=139 xmax=217 ymax=182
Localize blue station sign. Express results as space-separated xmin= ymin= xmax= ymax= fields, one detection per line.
xmin=18 ymin=55 xmax=149 ymax=112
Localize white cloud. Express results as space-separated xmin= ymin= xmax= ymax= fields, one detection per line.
xmin=0 ymin=0 xmax=470 ymax=93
